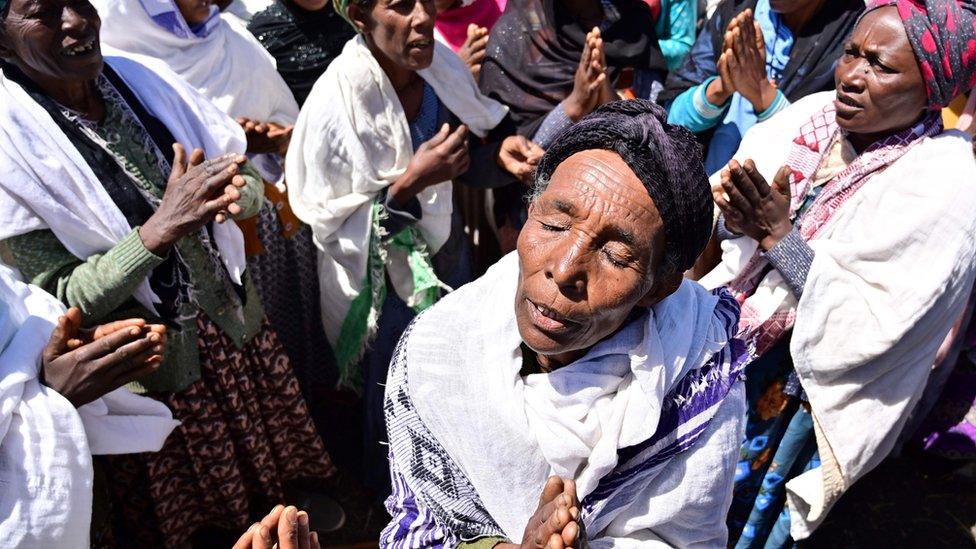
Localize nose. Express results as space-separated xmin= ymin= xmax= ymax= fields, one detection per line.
xmin=61 ymin=5 xmax=90 ymax=34
xmin=837 ymin=56 xmax=867 ymax=93
xmin=545 ymin=235 xmax=589 ymax=299
xmin=413 ymin=0 xmax=434 ymax=27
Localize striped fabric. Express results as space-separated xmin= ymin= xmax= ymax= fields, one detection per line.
xmin=381 ymin=289 xmax=747 ymax=546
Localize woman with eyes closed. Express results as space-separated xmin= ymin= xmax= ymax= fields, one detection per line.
xmin=697 ymin=1 xmax=976 ymax=546
xmin=381 ymin=100 xmax=750 ymax=548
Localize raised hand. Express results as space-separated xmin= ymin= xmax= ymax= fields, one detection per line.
xmin=41 ymin=308 xmax=166 ymax=407
xmin=458 ymin=24 xmax=490 ymax=79
xmin=233 ymin=505 xmax=320 ymax=549
xmin=497 ymin=135 xmax=545 ymax=185
xmin=239 ymin=117 xmax=294 ymax=156
xmin=139 ymin=144 xmax=248 ymax=255
xmin=390 ymin=123 xmax=470 ymax=206
xmin=723 ymin=10 xmax=777 ymax=113
xmin=713 ymin=159 xmax=792 ymax=250
xmin=565 ymin=28 xmax=611 ymax=122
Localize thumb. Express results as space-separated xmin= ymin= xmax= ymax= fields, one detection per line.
xmin=427 ymin=123 xmax=451 ymax=147
xmin=43 ymin=313 xmax=72 ymax=362
xmin=171 ymin=143 xmax=187 ymax=179
xmin=773 ymin=165 xmax=792 ymax=199
xmin=468 ymin=23 xmax=478 ymax=37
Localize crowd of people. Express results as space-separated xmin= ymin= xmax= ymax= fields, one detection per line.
xmin=0 ymin=0 xmax=975 ymax=546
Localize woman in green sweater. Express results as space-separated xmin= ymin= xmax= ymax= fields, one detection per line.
xmin=0 ymin=0 xmax=333 ymax=544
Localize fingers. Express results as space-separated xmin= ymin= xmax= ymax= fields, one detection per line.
xmin=201 ymin=162 xmax=242 ymax=194
xmin=171 ymin=143 xmax=188 ymax=180
xmin=534 ymin=503 xmax=573 ymax=548
xmin=254 ymin=524 xmax=275 ymax=549
xmin=425 ymin=123 xmax=452 ymax=148
xmin=772 ymin=164 xmax=792 ymax=198
xmin=752 ymin=19 xmax=765 ymax=52
xmin=232 ymin=523 xmax=257 ymax=549
xmin=96 ymin=331 xmax=161 ymax=375
xmin=43 ymin=313 xmax=72 ymax=363
xmin=446 ymin=124 xmax=469 ymax=148
xmin=297 ymin=511 xmax=311 ymax=549
xmin=91 ymin=318 xmax=147 ymax=341
xmin=188 ymin=147 xmax=206 ymax=167
xmin=73 ymin=324 xmax=146 ymax=362
xmin=722 ymin=160 xmax=755 ymax=212
xmin=539 ymin=476 xmax=565 ymax=506
xmin=561 ymin=520 xmax=580 ymax=548
xmin=278 ymin=506 xmax=302 ymax=549
xmin=310 ymin=531 xmax=321 ymax=549
xmin=742 ymin=159 xmax=770 ymax=196
xmin=547 ymin=532 xmax=566 ymax=549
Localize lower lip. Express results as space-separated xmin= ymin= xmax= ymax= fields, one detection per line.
xmin=408 ymin=43 xmax=433 ymax=51
xmin=834 ymin=97 xmax=862 ymax=117
xmin=525 ymin=299 xmax=576 ymax=333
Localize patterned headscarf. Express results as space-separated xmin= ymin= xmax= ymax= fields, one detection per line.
xmin=332 ymin=0 xmax=358 ymax=30
xmin=866 ymin=0 xmax=976 ymax=109
xmin=534 ymin=100 xmax=712 ymax=275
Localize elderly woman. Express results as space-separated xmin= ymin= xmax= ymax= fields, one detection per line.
xmin=660 ymin=0 xmax=864 ymax=175
xmin=0 ymin=265 xmax=178 ymax=546
xmin=0 ymin=0 xmax=332 ymax=544
xmin=288 ymin=0 xmax=542 ymax=495
xmin=381 ymin=100 xmax=748 ymax=547
xmin=698 ymin=0 xmax=976 ymax=545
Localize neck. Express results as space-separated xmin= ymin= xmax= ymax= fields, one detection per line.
xmin=15 ymin=63 xmax=104 ymax=120
xmin=536 ymin=347 xmax=589 ymax=372
xmin=560 ymin=0 xmax=604 ymax=28
xmin=780 ymin=0 xmax=825 ymax=35
xmin=845 ymin=113 xmax=927 ymax=153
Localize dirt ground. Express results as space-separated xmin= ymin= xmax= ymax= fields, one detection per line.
xmin=803 ymin=451 xmax=976 ymax=548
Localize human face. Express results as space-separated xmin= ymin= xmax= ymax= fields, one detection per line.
xmin=174 ymin=0 xmax=212 ymax=25
xmin=834 ymin=6 xmax=927 ymax=145
xmin=0 ymin=0 xmax=102 ymax=84
xmin=768 ymin=0 xmax=823 ymax=16
xmin=516 ymin=150 xmax=678 ymax=359
xmin=292 ymin=0 xmax=329 ymax=11
xmin=350 ymin=0 xmax=436 ymax=71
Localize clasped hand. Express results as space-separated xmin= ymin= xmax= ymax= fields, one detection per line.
xmin=707 ymin=9 xmax=778 ymax=113
xmin=713 ymin=159 xmax=793 ymax=250
xmin=41 ymin=308 xmax=166 ymax=407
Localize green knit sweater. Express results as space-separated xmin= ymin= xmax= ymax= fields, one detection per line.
xmin=2 ymin=88 xmax=265 ymax=394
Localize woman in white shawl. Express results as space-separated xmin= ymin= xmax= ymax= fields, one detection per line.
xmin=0 ymin=0 xmax=333 ymax=543
xmin=382 ymin=100 xmax=748 ymax=548
xmin=0 ymin=264 xmax=177 ymax=547
xmin=92 ymin=0 xmax=340 ymax=412
xmin=288 ymin=0 xmax=543 ymax=495
xmin=699 ymin=1 xmax=976 ymax=545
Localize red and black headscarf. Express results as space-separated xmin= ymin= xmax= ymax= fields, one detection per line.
xmin=868 ymin=0 xmax=976 ymax=109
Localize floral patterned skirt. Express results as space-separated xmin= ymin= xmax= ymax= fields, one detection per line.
xmin=102 ymin=313 xmax=335 ymax=547
xmin=727 ymin=335 xmax=819 ymax=549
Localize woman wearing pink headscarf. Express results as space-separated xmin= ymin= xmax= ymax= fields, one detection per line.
xmin=699 ymin=0 xmax=976 ymax=546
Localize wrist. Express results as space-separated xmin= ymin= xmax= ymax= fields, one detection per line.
xmin=760 ymin=222 xmax=793 ymax=251
xmin=705 ymin=77 xmax=732 ymax=106
xmin=563 ymin=96 xmax=585 ymax=122
xmin=138 ymin=220 xmax=174 ymax=256
xmin=389 ymin=168 xmax=423 ymax=208
xmin=754 ymin=79 xmax=778 ymax=113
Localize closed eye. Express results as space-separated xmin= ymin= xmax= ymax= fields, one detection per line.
xmin=540 ymin=221 xmax=568 ymax=232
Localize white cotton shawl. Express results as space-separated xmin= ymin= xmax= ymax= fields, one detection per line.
xmin=93 ymin=0 xmax=299 ymax=180
xmin=0 ymin=265 xmax=177 ymax=548
xmin=405 ymin=253 xmax=745 ymax=546
xmin=700 ymin=92 xmax=976 ymax=539
xmin=0 ymin=55 xmax=249 ymax=314
xmin=94 ymin=0 xmax=297 ymax=126
xmin=286 ymin=35 xmax=508 ymax=347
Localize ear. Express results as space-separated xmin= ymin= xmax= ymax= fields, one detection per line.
xmin=635 ymin=271 xmax=682 ymax=309
xmin=346 ymin=3 xmax=370 ymax=34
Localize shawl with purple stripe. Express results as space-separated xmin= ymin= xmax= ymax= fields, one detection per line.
xmin=381 ymin=253 xmax=747 ymax=546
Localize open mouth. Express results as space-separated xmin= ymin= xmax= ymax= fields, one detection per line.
xmin=407 ymin=39 xmax=434 ymax=50
xmin=62 ymin=37 xmax=97 ymax=57
xmin=835 ymin=92 xmax=862 ymax=110
xmin=526 ymin=298 xmax=580 ymax=333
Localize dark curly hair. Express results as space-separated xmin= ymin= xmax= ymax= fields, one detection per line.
xmin=531 ymin=99 xmax=712 ymax=278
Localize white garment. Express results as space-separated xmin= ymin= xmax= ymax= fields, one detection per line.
xmin=0 ymin=265 xmax=177 ymax=548
xmin=405 ymin=253 xmax=745 ymax=546
xmin=286 ymin=35 xmax=507 ymax=347
xmin=700 ymin=91 xmax=976 ymax=539
xmin=223 ymin=0 xmax=275 ymax=23
xmin=0 ymin=55 xmax=249 ymax=315
xmin=94 ymin=0 xmax=299 ymax=180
